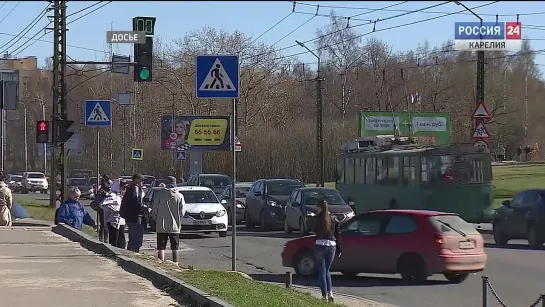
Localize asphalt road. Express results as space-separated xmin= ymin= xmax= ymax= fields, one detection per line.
xmin=16 ymin=193 xmax=545 ymax=307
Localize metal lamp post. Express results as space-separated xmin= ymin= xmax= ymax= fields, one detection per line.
xmin=31 ymin=98 xmax=47 ymax=173
xmin=157 ymin=80 xmax=177 ymax=174
xmin=295 ymin=40 xmax=324 ymax=187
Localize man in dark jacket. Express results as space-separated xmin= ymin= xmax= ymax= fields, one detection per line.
xmin=120 ymin=174 xmax=145 ymax=252
xmin=96 ymin=175 xmax=111 ymax=242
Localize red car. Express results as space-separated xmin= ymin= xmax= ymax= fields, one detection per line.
xmin=281 ymin=209 xmax=487 ymax=283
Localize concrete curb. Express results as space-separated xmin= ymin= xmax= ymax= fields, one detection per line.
xmin=12 ymin=218 xmax=53 ymax=227
xmin=52 ymin=224 xmax=234 ymax=307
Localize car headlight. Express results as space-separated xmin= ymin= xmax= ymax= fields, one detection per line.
xmin=267 ymin=200 xmax=281 ymax=207
xmin=306 ymin=211 xmax=315 ymax=217
xmin=216 ymin=209 xmax=227 ymax=217
xmin=346 ymin=211 xmax=355 ymax=218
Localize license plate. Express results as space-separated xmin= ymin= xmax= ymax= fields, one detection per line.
xmin=459 ymin=241 xmax=475 ymax=249
xmin=194 ymin=220 xmax=212 ymax=225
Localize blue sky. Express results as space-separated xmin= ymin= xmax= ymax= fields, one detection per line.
xmin=2 ymin=1 xmax=545 ymax=70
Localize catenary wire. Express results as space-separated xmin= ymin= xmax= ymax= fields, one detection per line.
xmin=66 ymin=1 xmax=104 ymax=18
xmin=270 ymin=15 xmax=315 ymax=48
xmin=0 ymin=4 xmax=49 ymax=55
xmin=295 ymin=1 xmax=545 ymax=17
xmin=247 ymin=11 xmax=293 ymax=47
xmin=269 ymin=1 xmax=499 ymax=63
xmin=67 ymin=1 xmax=111 ymax=25
xmin=349 ymin=1 xmax=409 ymax=18
xmin=0 ymin=2 xmax=8 ymax=13
xmin=243 ymin=1 xmax=452 ymax=61
xmin=0 ymin=1 xmax=19 ymax=27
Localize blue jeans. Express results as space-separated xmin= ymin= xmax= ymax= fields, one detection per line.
xmin=127 ymin=218 xmax=144 ymax=252
xmin=315 ymin=244 xmax=336 ymax=297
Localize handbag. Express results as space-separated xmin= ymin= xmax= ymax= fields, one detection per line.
xmin=0 ymin=205 xmax=12 ymax=226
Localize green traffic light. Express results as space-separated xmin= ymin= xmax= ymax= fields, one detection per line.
xmin=140 ymin=67 xmax=150 ymax=80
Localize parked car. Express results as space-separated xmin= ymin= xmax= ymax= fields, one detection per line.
xmin=186 ymin=173 xmax=232 ymax=196
xmin=6 ymin=174 xmax=23 ymax=193
xmin=492 ymin=189 xmax=545 ymax=248
xmin=68 ymin=169 xmax=93 ymax=179
xmin=245 ymin=179 xmax=305 ymax=231
xmin=176 ymin=186 xmax=228 ymax=237
xmin=142 ymin=187 xmax=161 ymax=231
xmin=219 ymin=182 xmax=253 ymax=224
xmin=142 ymin=175 xmax=156 ymax=190
xmin=284 ymin=187 xmax=355 ymax=236
xmin=21 ymin=172 xmax=48 ymax=194
xmin=67 ymin=177 xmax=94 ymax=199
xmin=282 ymin=210 xmax=486 ymax=283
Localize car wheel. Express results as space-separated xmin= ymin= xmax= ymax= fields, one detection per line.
xmin=443 ymin=272 xmax=469 ymax=283
xmin=398 ymin=253 xmax=427 ymax=283
xmin=299 ymin=218 xmax=308 ymax=236
xmin=528 ymin=225 xmax=543 ymax=249
xmin=493 ymin=222 xmax=509 ymax=245
xmin=284 ymin=218 xmax=293 ymax=234
xmin=260 ymin=211 xmax=270 ymax=231
xmin=294 ymin=250 xmax=316 ymax=276
xmin=219 ymin=231 xmax=227 ymax=237
xmin=244 ymin=209 xmax=254 ymax=229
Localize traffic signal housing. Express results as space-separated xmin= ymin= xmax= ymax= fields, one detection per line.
xmin=36 ymin=120 xmax=49 ymax=143
xmin=134 ymin=36 xmax=153 ymax=82
xmin=55 ymin=120 xmax=74 ymax=143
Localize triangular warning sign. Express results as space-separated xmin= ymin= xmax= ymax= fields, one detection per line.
xmin=472 ymin=122 xmax=490 ymax=139
xmin=199 ymin=58 xmax=236 ymax=91
xmin=87 ymin=102 xmax=110 ymax=122
xmin=472 ymin=103 xmax=491 ymax=119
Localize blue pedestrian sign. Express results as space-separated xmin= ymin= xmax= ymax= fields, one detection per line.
xmin=195 ymin=55 xmax=239 ymax=99
xmin=131 ymin=148 xmax=143 ymax=161
xmin=176 ymin=150 xmax=186 ymax=161
xmin=85 ymin=100 xmax=111 ymax=127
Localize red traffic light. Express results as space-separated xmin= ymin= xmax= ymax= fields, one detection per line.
xmin=38 ymin=121 xmax=48 ymax=131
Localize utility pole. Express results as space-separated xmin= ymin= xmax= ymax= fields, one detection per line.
xmin=296 ymin=40 xmax=324 ymax=187
xmin=49 ymin=0 xmax=68 ymax=207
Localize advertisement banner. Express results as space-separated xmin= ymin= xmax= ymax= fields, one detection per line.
xmin=358 ymin=111 xmax=451 ymax=145
xmin=161 ymin=115 xmax=231 ymax=151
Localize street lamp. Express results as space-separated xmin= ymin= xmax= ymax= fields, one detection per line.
xmin=295 ymin=40 xmax=324 ymax=187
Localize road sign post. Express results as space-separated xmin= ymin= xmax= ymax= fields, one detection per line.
xmin=195 ymin=54 xmax=240 ymax=272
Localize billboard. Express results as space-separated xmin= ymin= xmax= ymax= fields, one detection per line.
xmin=161 ymin=115 xmax=231 ymax=151
xmin=358 ymin=111 xmax=451 ymax=145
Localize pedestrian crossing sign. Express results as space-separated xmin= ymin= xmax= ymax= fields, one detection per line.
xmin=195 ymin=55 xmax=239 ymax=99
xmin=131 ymin=148 xmax=143 ymax=160
xmin=85 ymin=100 xmax=111 ymax=126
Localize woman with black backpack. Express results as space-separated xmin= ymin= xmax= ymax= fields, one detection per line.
xmin=313 ymin=199 xmax=342 ymax=302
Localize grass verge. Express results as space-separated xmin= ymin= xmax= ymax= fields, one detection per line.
xmin=16 ymin=198 xmax=98 ymax=237
xmin=131 ymin=254 xmax=343 ymax=307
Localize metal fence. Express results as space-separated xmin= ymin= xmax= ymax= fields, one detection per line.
xmin=482 ymin=276 xmax=545 ymax=307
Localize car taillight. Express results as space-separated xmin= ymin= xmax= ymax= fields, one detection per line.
xmin=435 ymin=234 xmax=444 ymax=245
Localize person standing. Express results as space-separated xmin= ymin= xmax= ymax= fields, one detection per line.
xmin=152 ymin=177 xmax=185 ymax=265
xmin=120 ymin=174 xmax=145 ymax=252
xmin=96 ymin=175 xmax=112 ymax=243
xmin=100 ymin=179 xmax=126 ymax=249
xmin=313 ymin=200 xmax=342 ymax=302
xmin=57 ymin=187 xmax=96 ymax=230
xmin=517 ymin=146 xmax=523 ymax=161
xmin=0 ymin=172 xmax=13 ymax=226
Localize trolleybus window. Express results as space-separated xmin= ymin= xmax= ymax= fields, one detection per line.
xmin=336 ymin=158 xmax=345 ymax=184
xmin=402 ymin=156 xmax=417 ymax=185
xmin=345 ymin=158 xmax=355 ymax=184
xmin=365 ymin=157 xmax=376 ymax=185
xmin=355 ymin=158 xmax=365 ymax=184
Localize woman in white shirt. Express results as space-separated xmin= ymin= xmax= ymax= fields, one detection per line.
xmin=100 ymin=179 xmax=126 ymax=248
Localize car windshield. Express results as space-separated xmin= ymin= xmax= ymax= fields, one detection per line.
xmin=179 ymin=190 xmax=219 ymax=204
xmin=69 ymin=179 xmax=90 ymax=186
xmin=303 ymin=189 xmax=346 ymax=206
xmin=200 ymin=176 xmax=231 ymax=190
xmin=27 ymin=173 xmax=45 ymax=179
xmin=143 ymin=176 xmax=155 ymax=185
xmin=267 ymin=181 xmax=304 ymax=195
xmin=70 ymin=170 xmax=92 ymax=178
xmin=153 ymin=179 xmax=169 ymax=187
xmin=235 ymin=186 xmax=251 ymax=198
xmin=12 ymin=176 xmax=22 ymax=182
xmin=428 ymin=215 xmax=479 ymax=235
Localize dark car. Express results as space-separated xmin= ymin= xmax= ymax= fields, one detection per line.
xmin=284 ymin=187 xmax=356 ymax=236
xmin=186 ymin=173 xmax=232 ymax=196
xmin=219 ymin=182 xmax=253 ymax=224
xmin=142 ymin=175 xmax=156 ymax=190
xmin=67 ymin=177 xmax=94 ymax=199
xmin=492 ymin=189 xmax=545 ymax=249
xmin=244 ymin=179 xmax=305 ymax=231
xmin=141 ymin=187 xmax=162 ymax=231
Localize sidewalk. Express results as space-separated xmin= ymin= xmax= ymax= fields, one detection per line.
xmin=0 ymin=225 xmax=185 ymax=307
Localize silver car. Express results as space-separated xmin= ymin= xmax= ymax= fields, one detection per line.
xmin=219 ymin=182 xmax=253 ymax=225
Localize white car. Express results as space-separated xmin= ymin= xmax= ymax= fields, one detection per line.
xmin=21 ymin=172 xmax=48 ymax=194
xmin=173 ymin=186 xmax=228 ymax=237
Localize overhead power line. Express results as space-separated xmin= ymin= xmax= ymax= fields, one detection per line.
xmin=270 ymin=1 xmax=499 ymax=63
xmin=0 ymin=1 xmax=20 ymax=27
xmin=66 ymin=1 xmax=104 ymax=18
xmin=0 ymin=2 xmax=8 ymax=13
xmin=67 ymin=1 xmax=111 ymax=25
xmin=296 ymin=1 xmax=545 ymax=18
xmin=0 ymin=3 xmax=49 ymax=55
xmin=247 ymin=11 xmax=293 ymax=47
xmin=349 ymin=1 xmax=408 ymax=18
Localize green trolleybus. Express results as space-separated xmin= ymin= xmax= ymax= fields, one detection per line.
xmin=336 ymin=136 xmax=494 ymax=223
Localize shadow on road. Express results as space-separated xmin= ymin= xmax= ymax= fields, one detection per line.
xmin=484 ymin=242 xmax=543 ymax=251
xmin=250 ymin=273 xmax=450 ymax=288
